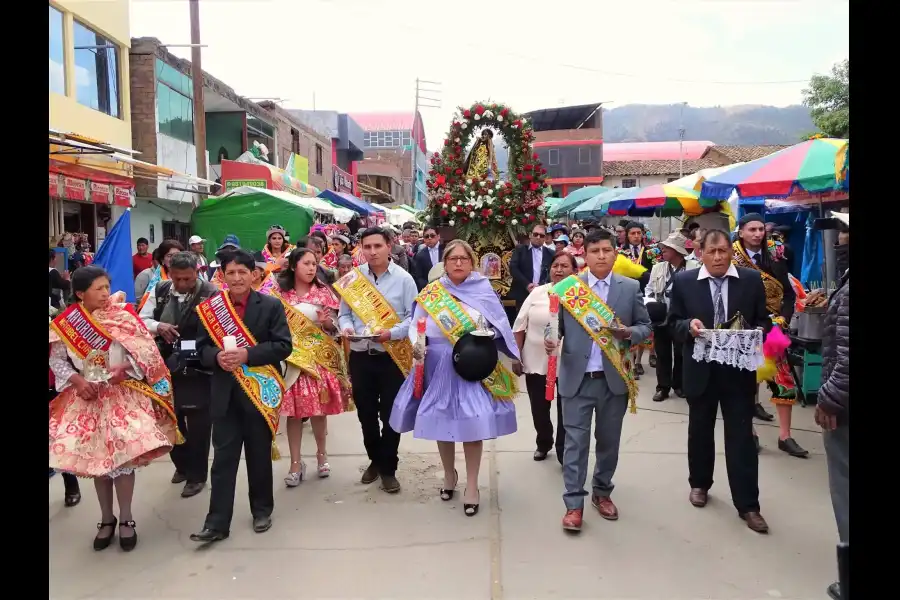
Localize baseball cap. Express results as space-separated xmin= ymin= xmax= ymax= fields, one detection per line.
xmin=188 ymin=235 xmax=205 ymax=245
xmin=217 ymin=234 xmax=241 ymax=251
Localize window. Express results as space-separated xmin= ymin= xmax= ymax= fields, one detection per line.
xmin=578 ymin=147 xmax=591 ymax=165
xmin=291 ymin=128 xmax=301 ymax=154
xmin=49 ymin=6 xmax=65 ymax=94
xmin=73 ymin=20 xmax=120 ymax=117
xmin=548 ymin=148 xmax=559 ymax=166
xmin=162 ymin=221 xmax=192 ymax=247
xmin=155 ymin=59 xmax=194 ymax=143
xmin=622 ymin=178 xmax=637 ymax=188
xmin=315 ymin=144 xmax=324 ymax=175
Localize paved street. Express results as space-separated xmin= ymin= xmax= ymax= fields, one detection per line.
xmin=50 ymin=367 xmax=836 ymax=600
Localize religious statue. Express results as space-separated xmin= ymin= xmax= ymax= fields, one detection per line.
xmin=464 ymin=129 xmax=500 ymax=181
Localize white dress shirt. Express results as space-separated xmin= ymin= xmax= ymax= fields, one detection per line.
xmin=696 ymin=264 xmax=740 ymax=319
xmin=337 ymin=262 xmax=417 ymax=353
xmin=530 ymin=245 xmax=544 ymax=284
xmin=585 ymin=270 xmax=613 ymax=372
xmin=428 ymin=244 xmax=440 ymax=266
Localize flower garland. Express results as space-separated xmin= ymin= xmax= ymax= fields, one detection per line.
xmin=425 ymin=101 xmax=548 ymax=241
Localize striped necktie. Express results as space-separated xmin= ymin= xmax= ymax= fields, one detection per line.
xmin=712 ymin=278 xmax=726 ymax=326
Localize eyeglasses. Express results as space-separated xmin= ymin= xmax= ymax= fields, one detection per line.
xmin=531 ymin=232 xmax=546 ymax=238
xmin=424 ymin=233 xmax=437 ymax=239
xmin=445 ymin=255 xmax=472 ymax=264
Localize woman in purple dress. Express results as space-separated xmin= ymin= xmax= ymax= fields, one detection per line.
xmin=390 ymin=240 xmax=520 ymax=517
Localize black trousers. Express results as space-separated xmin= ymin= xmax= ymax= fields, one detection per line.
xmin=687 ymin=364 xmax=759 ymax=513
xmin=653 ymin=323 xmax=682 ymax=392
xmin=49 ymin=387 xmax=79 ymax=494
xmin=169 ymin=373 xmax=212 ymax=484
xmin=204 ymin=391 xmax=274 ymax=532
xmin=524 ymin=373 xmax=565 ymax=460
xmin=349 ymin=351 xmax=405 ymax=476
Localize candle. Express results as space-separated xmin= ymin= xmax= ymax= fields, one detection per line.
xmin=413 ymin=317 xmax=427 ymax=399
xmin=223 ymin=335 xmax=237 ymax=350
xmin=546 ymin=293 xmax=560 ymax=402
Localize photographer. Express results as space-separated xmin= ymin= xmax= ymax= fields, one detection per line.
xmin=139 ymin=251 xmax=218 ymax=498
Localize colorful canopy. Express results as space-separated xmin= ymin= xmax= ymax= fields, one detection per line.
xmin=570 ymin=189 xmax=626 ymax=219
xmin=604 ymin=183 xmax=702 ymax=217
xmin=700 ymin=138 xmax=849 ymax=201
xmin=549 ymin=185 xmax=612 ymax=217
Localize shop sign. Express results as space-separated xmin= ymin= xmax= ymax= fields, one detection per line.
xmin=90 ymin=181 xmax=112 ymax=204
xmin=64 ymin=177 xmax=86 ymax=201
xmin=114 ymin=186 xmax=134 ymax=207
xmin=225 ymin=178 xmax=267 ymax=191
xmin=332 ymin=166 xmax=354 ymax=194
xmin=50 ymin=173 xmax=63 ymax=197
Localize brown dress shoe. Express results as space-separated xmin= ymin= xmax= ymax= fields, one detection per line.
xmin=591 ymin=495 xmax=619 ymax=520
xmin=740 ymin=511 xmax=769 ymax=534
xmin=360 ymin=463 xmax=379 ymax=485
xmin=562 ymin=509 xmax=583 ymax=531
xmin=689 ymin=488 xmax=708 ymax=507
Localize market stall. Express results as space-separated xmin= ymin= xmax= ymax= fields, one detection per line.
xmin=219 ymin=153 xmax=322 ymax=197
xmin=317 ymin=189 xmax=385 ymax=224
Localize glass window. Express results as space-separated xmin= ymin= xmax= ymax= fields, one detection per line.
xmin=579 ymin=147 xmax=591 ymax=165
xmin=402 ymin=133 xmax=411 ymax=147
xmin=622 ymin=178 xmax=637 ymax=188
xmin=49 ymin=6 xmax=65 ymax=94
xmin=548 ymin=149 xmax=559 ymax=166
xmin=156 ymin=80 xmax=194 ymax=143
xmin=73 ymin=20 xmax=120 ymax=118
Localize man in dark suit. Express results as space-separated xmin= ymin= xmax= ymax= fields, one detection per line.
xmin=509 ymin=224 xmax=554 ymax=313
xmin=411 ymin=225 xmax=443 ymax=290
xmin=190 ymin=250 xmax=292 ymax=543
xmin=667 ymin=229 xmax=772 ymax=534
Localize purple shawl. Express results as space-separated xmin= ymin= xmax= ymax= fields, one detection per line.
xmin=426 ymin=272 xmax=520 ymax=360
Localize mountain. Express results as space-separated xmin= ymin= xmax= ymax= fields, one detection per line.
xmin=602 ymin=104 xmax=817 ymax=145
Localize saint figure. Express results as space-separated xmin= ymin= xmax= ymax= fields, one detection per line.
xmin=464 ymin=129 xmax=500 ymax=181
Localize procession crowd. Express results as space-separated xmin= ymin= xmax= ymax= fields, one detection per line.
xmin=48 ymin=214 xmax=848 ymax=597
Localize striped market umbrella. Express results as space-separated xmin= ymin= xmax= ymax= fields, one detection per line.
xmin=604 ymin=183 xmax=703 ymax=217
xmin=700 ymin=138 xmax=849 ymax=202
xmin=570 ymin=189 xmax=627 ymax=219
xmin=549 ymin=185 xmax=612 ymax=218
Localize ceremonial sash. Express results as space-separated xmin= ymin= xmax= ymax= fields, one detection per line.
xmin=415 ymin=281 xmax=518 ymax=400
xmin=732 ymin=242 xmax=784 ymax=315
xmin=49 ymin=303 xmax=180 ymax=439
xmin=552 ymin=275 xmax=639 ymax=413
xmin=195 ymin=292 xmax=286 ymax=459
xmin=332 ymin=268 xmax=413 ymax=376
xmin=211 ymin=268 xmax=227 ymax=290
xmin=261 ymin=245 xmax=294 ymax=275
xmin=137 ymin=266 xmax=169 ymax=312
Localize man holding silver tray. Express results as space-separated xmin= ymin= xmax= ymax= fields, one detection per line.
xmin=667 ymin=229 xmax=773 ymax=534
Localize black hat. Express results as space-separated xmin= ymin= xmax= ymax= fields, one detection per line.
xmin=738 ymin=213 xmax=765 ymax=228
xmin=452 ymin=333 xmax=499 ymax=382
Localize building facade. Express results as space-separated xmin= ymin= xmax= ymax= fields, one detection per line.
xmin=526 ymin=103 xmax=604 ymax=198
xmin=286 ymin=110 xmax=365 ymax=197
xmin=49 ymin=0 xmax=134 ymax=249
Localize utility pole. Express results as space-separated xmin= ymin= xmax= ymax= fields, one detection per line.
xmin=678 ymin=101 xmax=687 ymax=177
xmin=412 ymin=78 xmax=441 ymax=207
xmin=189 ymin=0 xmax=208 ymax=184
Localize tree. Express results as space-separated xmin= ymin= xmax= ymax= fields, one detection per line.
xmin=802 ymin=59 xmax=849 ymax=138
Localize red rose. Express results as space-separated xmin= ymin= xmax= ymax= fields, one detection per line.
xmin=506 ymin=181 xmax=513 ymax=188
xmin=525 ymin=174 xmax=533 ymax=181
xmin=475 ymin=105 xmax=485 ymax=115
xmin=517 ymin=173 xmax=523 ymax=180
xmin=529 ymin=182 xmax=539 ymax=191
xmin=481 ymin=208 xmax=491 ymax=217
xmin=455 ymin=146 xmax=462 ymax=154
xmin=444 ymin=193 xmax=452 ymax=201
xmin=500 ymin=108 xmax=509 ymax=117
xmin=503 ymin=209 xmax=512 ymax=217
xmin=444 ymin=139 xmax=449 ymax=146
xmin=532 ymin=153 xmax=539 ymax=160
xmin=481 ymin=220 xmax=488 ymax=226
xmin=525 ymin=164 xmax=533 ymax=170
xmin=440 ymin=209 xmax=448 ymax=217
xmin=463 ymin=109 xmax=471 ymax=118
xmin=541 ymin=168 xmax=547 ymax=175
xmin=455 ymin=168 xmax=463 ymax=175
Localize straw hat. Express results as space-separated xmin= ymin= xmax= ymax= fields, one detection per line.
xmin=658 ymin=231 xmax=689 ymax=256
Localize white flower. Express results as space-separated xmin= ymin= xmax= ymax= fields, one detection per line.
xmin=511 ymin=219 xmax=518 ymax=225
xmin=512 ymin=124 xmax=519 ymax=129
xmin=466 ymin=179 xmax=473 ymax=185
xmin=461 ymin=123 xmax=468 ymax=129
xmin=474 ymin=114 xmax=481 ymax=121
xmin=484 ymin=110 xmax=494 ymax=119
xmin=469 ymin=211 xmax=476 ymax=218
xmin=479 ymin=181 xmax=486 ymax=188
xmin=485 ymin=197 xmax=493 ymax=205
xmin=475 ymin=199 xmax=484 ymax=209
xmin=497 ymin=114 xmax=504 ymax=121
xmin=495 ymin=184 xmax=502 ymax=190
xmin=449 ymin=219 xmax=455 ymax=226
xmin=451 ymin=205 xmax=458 ymax=212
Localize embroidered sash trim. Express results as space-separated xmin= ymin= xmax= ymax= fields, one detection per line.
xmin=137 ymin=267 xmax=169 ymax=312
xmin=196 ymin=292 xmax=286 ymax=459
xmin=732 ymin=242 xmax=784 ymax=315
xmin=551 ymin=275 xmax=639 ymax=413
xmin=333 ymin=268 xmax=413 ymax=377
xmin=416 ymin=281 xmax=518 ymax=400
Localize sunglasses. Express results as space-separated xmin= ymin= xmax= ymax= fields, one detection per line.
xmin=532 ymin=232 xmax=546 ymax=238
xmin=424 ymin=233 xmax=437 ymax=239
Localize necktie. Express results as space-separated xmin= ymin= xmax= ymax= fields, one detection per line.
xmin=751 ymin=252 xmax=759 ymax=265
xmin=712 ymin=278 xmax=726 ymax=326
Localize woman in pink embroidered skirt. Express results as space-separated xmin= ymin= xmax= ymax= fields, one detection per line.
xmin=261 ymin=248 xmax=351 ymax=486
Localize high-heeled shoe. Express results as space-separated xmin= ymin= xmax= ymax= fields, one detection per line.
xmin=440 ymin=469 xmax=458 ymax=501
xmin=119 ymin=520 xmax=137 ymax=552
xmin=93 ymin=517 xmax=117 ymax=551
xmin=463 ymin=488 xmax=480 ymax=517
xmin=316 ymin=452 xmax=331 ymax=478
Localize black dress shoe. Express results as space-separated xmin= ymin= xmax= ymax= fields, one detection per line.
xmin=635 ymin=363 xmax=645 ymax=376
xmin=181 ymin=482 xmax=206 ymax=498
xmin=119 ymin=520 xmax=138 ymax=552
xmin=673 ymin=388 xmax=685 ymax=398
xmin=381 ymin=474 xmax=401 ymax=494
xmin=360 ymin=462 xmax=379 ymax=484
xmin=652 ymin=389 xmax=668 ymax=402
xmin=826 ymin=582 xmax=841 ymax=600
xmin=93 ymin=517 xmax=117 ymax=551
xmin=533 ymin=449 xmax=549 ymax=461
xmin=648 ymin=354 xmax=657 ymax=368
xmin=171 ymin=471 xmax=187 ymax=484
xmin=753 ymin=402 xmax=775 ymax=421
xmin=253 ymin=516 xmax=272 ymax=533
xmin=190 ymin=528 xmax=229 ymax=543
xmin=778 ymin=437 xmax=809 ymax=458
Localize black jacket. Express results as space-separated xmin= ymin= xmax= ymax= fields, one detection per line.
xmin=509 ymin=244 xmax=554 ymax=302
xmin=49 ymin=269 xmax=69 ymax=309
xmin=818 ymin=272 xmax=849 ymax=420
xmin=411 ymin=243 xmax=443 ymax=290
xmin=667 ymin=267 xmax=771 ymax=398
xmin=198 ymin=290 xmax=292 ymax=419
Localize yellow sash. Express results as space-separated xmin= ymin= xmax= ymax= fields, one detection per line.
xmin=552 ymin=275 xmax=639 ymax=413
xmin=333 ymin=268 xmax=413 ymax=377
xmin=732 ymin=241 xmax=783 ymax=315
xmin=415 ymin=281 xmax=518 ymax=399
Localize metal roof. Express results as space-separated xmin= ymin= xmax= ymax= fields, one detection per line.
xmin=523 ymin=103 xmax=603 ymax=132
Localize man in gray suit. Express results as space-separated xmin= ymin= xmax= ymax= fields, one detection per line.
xmin=544 ymin=228 xmax=652 ymax=532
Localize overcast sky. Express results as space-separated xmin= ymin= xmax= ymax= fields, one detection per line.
xmin=131 ymin=0 xmax=848 ymax=149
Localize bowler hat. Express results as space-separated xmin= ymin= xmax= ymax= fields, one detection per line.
xmin=452 ymin=333 xmax=498 ymax=382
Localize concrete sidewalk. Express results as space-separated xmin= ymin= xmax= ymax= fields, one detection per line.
xmin=50 ymin=371 xmax=837 ymax=600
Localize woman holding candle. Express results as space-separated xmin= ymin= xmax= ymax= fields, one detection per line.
xmin=389 ymin=240 xmax=520 ymax=516
xmin=512 ymin=251 xmax=578 ymax=463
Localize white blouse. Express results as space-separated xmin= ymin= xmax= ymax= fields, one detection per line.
xmin=283 ymin=300 xmax=327 ymax=389
xmin=512 ymin=283 xmax=559 ymax=375
xmin=49 ymin=340 xmax=144 ymax=392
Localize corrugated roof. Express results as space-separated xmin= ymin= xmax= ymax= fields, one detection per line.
xmin=704 ymin=145 xmax=790 ymax=163
xmin=523 ymin=103 xmax=603 ymax=132
xmin=603 ymin=141 xmax=715 ymax=161
xmin=603 ymin=158 xmax=721 ymax=177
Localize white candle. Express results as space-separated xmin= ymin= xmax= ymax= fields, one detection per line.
xmin=223 ymin=335 xmax=237 ymax=350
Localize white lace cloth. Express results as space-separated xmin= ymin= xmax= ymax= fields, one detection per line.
xmin=692 ymin=329 xmax=764 ymax=372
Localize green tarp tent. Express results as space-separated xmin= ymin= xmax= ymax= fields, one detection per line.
xmin=191 ymin=189 xmax=315 ymax=255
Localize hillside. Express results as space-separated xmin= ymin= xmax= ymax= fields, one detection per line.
xmin=602 ymin=104 xmax=817 ymax=145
